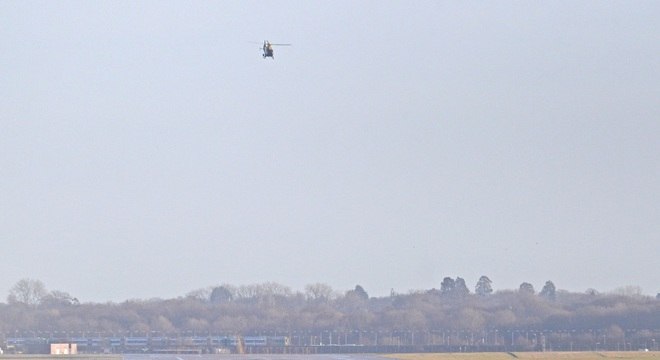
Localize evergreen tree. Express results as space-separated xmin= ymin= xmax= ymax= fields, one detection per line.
xmin=475 ymin=275 xmax=493 ymax=297
xmin=440 ymin=277 xmax=455 ymax=296
xmin=540 ymin=280 xmax=556 ymax=301
xmin=353 ymin=285 xmax=369 ymax=300
xmin=454 ymin=277 xmax=470 ymax=297
xmin=210 ymin=286 xmax=233 ymax=304
xmin=519 ymin=282 xmax=535 ymax=294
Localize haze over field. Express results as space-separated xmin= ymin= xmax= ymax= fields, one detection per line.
xmin=1 ymin=1 xmax=658 ymax=302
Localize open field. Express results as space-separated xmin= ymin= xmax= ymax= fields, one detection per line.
xmin=0 ymin=356 xmax=120 ymax=360
xmin=385 ymin=352 xmax=660 ymax=360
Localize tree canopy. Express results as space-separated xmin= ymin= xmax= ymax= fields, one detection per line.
xmin=1 ymin=277 xmax=657 ymax=351
xmin=475 ymin=275 xmax=493 ymax=297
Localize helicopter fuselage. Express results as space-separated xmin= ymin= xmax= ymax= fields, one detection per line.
xmin=261 ymin=41 xmax=290 ymax=59
xmin=262 ymin=41 xmax=274 ymax=59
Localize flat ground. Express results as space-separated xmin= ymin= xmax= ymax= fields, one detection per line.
xmin=384 ymin=352 xmax=660 ymax=360
xmin=0 ymin=352 xmax=658 ymax=360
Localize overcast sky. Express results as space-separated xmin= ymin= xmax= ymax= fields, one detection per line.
xmin=1 ymin=1 xmax=658 ymax=302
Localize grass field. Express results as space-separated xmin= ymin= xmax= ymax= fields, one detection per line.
xmin=384 ymin=352 xmax=660 ymax=360
xmin=0 ymin=356 xmax=120 ymax=360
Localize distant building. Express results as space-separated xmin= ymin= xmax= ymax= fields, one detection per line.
xmin=50 ymin=343 xmax=77 ymax=355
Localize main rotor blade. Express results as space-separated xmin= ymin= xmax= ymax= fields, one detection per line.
xmin=270 ymin=43 xmax=292 ymax=46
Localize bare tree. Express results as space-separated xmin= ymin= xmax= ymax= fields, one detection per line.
xmin=7 ymin=278 xmax=47 ymax=306
xmin=304 ymin=283 xmax=334 ymax=303
xmin=185 ymin=287 xmax=212 ymax=301
xmin=41 ymin=290 xmax=78 ymax=307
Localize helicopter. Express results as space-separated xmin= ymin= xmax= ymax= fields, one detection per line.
xmin=260 ymin=40 xmax=291 ymax=59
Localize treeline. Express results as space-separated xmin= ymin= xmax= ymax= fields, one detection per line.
xmin=0 ymin=278 xmax=658 ymax=339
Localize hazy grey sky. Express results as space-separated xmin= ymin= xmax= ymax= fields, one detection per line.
xmin=1 ymin=1 xmax=658 ymax=302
